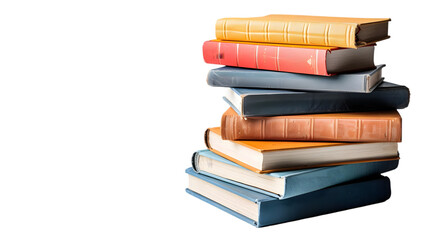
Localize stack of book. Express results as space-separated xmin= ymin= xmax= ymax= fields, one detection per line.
xmin=186 ymin=14 xmax=410 ymax=227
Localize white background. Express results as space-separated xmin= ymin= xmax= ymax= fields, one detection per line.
xmin=0 ymin=0 xmax=427 ymax=239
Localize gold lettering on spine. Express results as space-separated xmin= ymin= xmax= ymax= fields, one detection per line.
xmin=303 ymin=23 xmax=308 ymax=44
xmin=315 ymin=49 xmax=320 ymax=75
xmin=324 ymin=24 xmax=331 ymax=46
xmin=265 ymin=21 xmax=269 ymax=42
xmin=276 ymin=46 xmax=280 ymax=71
xmin=255 ymin=45 xmax=259 ymax=69
xmin=282 ymin=22 xmax=287 ymax=43
xmin=218 ymin=42 xmax=221 ymax=64
xmin=306 ymin=23 xmax=311 ymax=44
xmin=236 ymin=44 xmax=240 ymax=66
xmin=223 ymin=20 xmax=227 ymax=39
xmin=346 ymin=24 xmax=356 ymax=48
xmin=346 ymin=25 xmax=352 ymax=48
xmin=285 ymin=22 xmax=290 ymax=43
xmin=246 ymin=20 xmax=250 ymax=41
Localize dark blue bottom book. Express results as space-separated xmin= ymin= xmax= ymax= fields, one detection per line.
xmin=186 ymin=168 xmax=391 ymax=227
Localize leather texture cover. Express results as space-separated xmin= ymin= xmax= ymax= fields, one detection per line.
xmin=203 ymin=40 xmax=375 ymax=75
xmin=225 ymin=82 xmax=410 ymax=117
xmin=186 ymin=168 xmax=391 ymax=227
xmin=204 ymin=40 xmax=331 ymax=75
xmin=205 ymin=127 xmax=400 ymax=173
xmin=208 ymin=127 xmax=347 ymax=152
xmin=192 ymin=149 xmax=399 ymax=199
xmin=216 ymin=15 xmax=390 ymax=48
xmin=207 ymin=65 xmax=384 ymax=93
xmin=221 ymin=107 xmax=402 ymax=142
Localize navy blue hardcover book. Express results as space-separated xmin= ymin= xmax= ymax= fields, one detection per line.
xmin=186 ymin=168 xmax=391 ymax=227
xmin=207 ymin=65 xmax=385 ymax=93
xmin=224 ymin=82 xmax=410 ymax=117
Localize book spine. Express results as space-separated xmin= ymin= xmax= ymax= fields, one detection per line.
xmin=240 ymin=85 xmax=410 ymax=117
xmin=216 ymin=19 xmax=358 ymax=48
xmin=208 ymin=65 xmax=384 ymax=93
xmin=191 ymin=151 xmax=200 ymax=172
xmin=221 ymin=113 xmax=402 ymax=142
xmin=284 ymin=160 xmax=399 ymax=199
xmin=203 ymin=41 xmax=329 ymax=75
xmin=221 ymin=112 xmax=235 ymax=140
xmin=258 ymin=176 xmax=391 ymax=227
xmin=203 ymin=128 xmax=211 ymax=149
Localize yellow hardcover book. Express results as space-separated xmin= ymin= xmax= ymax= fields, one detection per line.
xmin=216 ymin=15 xmax=390 ymax=48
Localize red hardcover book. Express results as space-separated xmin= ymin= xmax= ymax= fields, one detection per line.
xmin=202 ymin=40 xmax=375 ymax=76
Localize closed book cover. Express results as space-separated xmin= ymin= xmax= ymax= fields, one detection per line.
xmin=221 ymin=107 xmax=402 ymax=142
xmin=203 ymin=40 xmax=376 ymax=76
xmin=192 ymin=149 xmax=399 ymax=199
xmin=216 ymin=15 xmax=390 ymax=48
xmin=205 ymin=127 xmax=399 ymax=173
xmin=208 ymin=65 xmax=384 ymax=93
xmin=186 ymin=168 xmax=391 ymax=227
xmin=224 ymin=82 xmax=410 ymax=117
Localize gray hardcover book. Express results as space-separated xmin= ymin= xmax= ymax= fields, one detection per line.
xmin=224 ymin=82 xmax=410 ymax=117
xmin=207 ymin=65 xmax=385 ymax=93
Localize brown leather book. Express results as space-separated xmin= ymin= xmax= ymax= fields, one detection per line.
xmin=221 ymin=108 xmax=402 ymax=142
xmin=206 ymin=127 xmax=399 ymax=173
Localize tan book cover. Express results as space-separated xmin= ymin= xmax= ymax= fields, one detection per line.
xmin=216 ymin=15 xmax=390 ymax=48
xmin=221 ymin=108 xmax=402 ymax=142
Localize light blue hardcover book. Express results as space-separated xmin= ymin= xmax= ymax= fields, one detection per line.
xmin=207 ymin=65 xmax=385 ymax=93
xmin=186 ymin=168 xmax=391 ymax=227
xmin=192 ymin=149 xmax=398 ymax=199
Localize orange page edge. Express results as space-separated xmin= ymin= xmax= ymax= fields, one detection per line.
xmin=207 ymin=127 xmax=350 ymax=152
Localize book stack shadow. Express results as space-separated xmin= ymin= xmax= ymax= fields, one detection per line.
xmin=186 ymin=15 xmax=410 ymax=227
